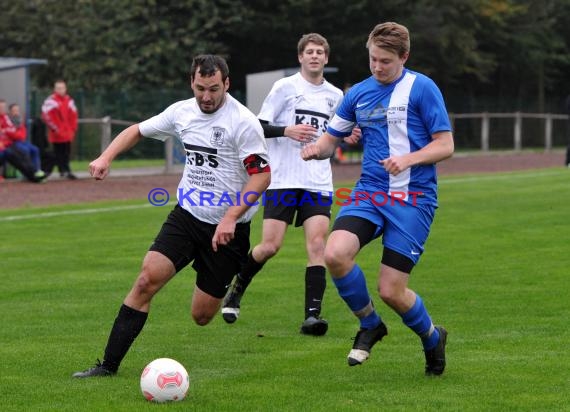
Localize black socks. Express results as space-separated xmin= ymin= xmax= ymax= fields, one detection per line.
xmin=237 ymin=251 xmax=266 ymax=291
xmin=305 ymin=265 xmax=326 ymax=319
xmin=239 ymin=254 xmax=326 ymax=319
xmin=102 ymin=304 xmax=148 ymax=372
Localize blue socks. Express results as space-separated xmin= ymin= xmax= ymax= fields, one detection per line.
xmin=333 ymin=265 xmax=439 ymax=350
xmin=401 ymin=294 xmax=440 ymax=350
xmin=332 ymin=264 xmax=381 ymax=330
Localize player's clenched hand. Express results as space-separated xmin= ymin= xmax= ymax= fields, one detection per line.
xmin=301 ymin=143 xmax=321 ymax=161
xmin=379 ymin=155 xmax=411 ymax=176
xmin=89 ymin=157 xmax=111 ymax=180
xmin=285 ymin=124 xmax=317 ymax=142
xmin=212 ymin=215 xmax=237 ymax=252
xmin=344 ymin=127 xmax=361 ymax=145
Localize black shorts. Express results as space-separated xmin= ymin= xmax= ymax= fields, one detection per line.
xmin=332 ymin=215 xmax=415 ymax=273
xmin=149 ymin=205 xmax=251 ymax=298
xmin=263 ymin=189 xmax=331 ymax=227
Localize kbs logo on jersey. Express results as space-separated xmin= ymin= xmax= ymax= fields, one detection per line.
xmin=295 ymin=109 xmax=330 ymax=134
xmin=183 ymin=143 xmax=219 ymax=168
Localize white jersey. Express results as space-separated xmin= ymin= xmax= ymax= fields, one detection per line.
xmin=258 ymin=72 xmax=343 ymax=192
xmin=139 ymin=94 xmax=269 ymax=224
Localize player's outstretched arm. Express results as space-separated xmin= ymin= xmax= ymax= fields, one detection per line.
xmin=211 ymin=171 xmax=271 ymax=252
xmin=301 ymin=132 xmax=339 ymax=161
xmin=89 ymin=124 xmax=143 ymax=180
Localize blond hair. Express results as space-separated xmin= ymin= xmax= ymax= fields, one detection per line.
xmin=366 ymin=22 xmax=410 ymax=57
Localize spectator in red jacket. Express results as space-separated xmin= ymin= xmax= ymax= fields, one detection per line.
xmin=41 ymin=80 xmax=78 ymax=179
xmin=4 ymin=103 xmax=43 ymax=173
xmin=0 ymin=126 xmax=45 ymax=183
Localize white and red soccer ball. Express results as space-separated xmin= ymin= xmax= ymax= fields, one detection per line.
xmin=140 ymin=358 xmax=190 ymax=403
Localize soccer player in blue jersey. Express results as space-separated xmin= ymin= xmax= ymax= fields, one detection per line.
xmin=301 ymin=22 xmax=454 ymax=375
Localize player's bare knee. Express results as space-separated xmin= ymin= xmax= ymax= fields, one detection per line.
xmin=379 ymin=287 xmax=395 ymax=306
xmin=260 ymin=241 xmax=281 ymax=259
xmin=191 ymin=312 xmax=214 ymax=326
xmin=324 ymin=246 xmax=345 ymax=274
xmin=323 ymin=247 xmax=337 ymax=267
xmin=306 ymin=238 xmax=325 ymax=261
xmin=379 ymin=286 xmax=406 ymax=310
xmin=132 ymin=273 xmax=155 ymax=296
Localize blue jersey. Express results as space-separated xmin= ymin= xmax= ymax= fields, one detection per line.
xmin=327 ymin=69 xmax=451 ymax=206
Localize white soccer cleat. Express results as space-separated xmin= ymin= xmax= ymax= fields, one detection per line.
xmin=221 ymin=307 xmax=240 ymax=324
xmin=347 ymin=349 xmax=370 ymax=365
xmin=347 ymin=322 xmax=388 ymax=366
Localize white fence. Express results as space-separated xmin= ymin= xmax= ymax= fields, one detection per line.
xmin=78 ymin=117 xmax=178 ymax=173
xmin=449 ymin=112 xmax=569 ymax=151
xmin=80 ymin=112 xmax=570 ymax=173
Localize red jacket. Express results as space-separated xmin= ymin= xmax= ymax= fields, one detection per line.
xmin=41 ymin=93 xmax=78 ymax=143
xmin=0 ymin=114 xmax=26 ymax=142
xmin=0 ymin=129 xmax=12 ymax=151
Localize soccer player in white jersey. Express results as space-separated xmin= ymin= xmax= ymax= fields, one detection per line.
xmin=222 ymin=33 xmax=353 ymax=335
xmin=73 ymin=55 xmax=270 ymax=378
xmin=302 ymin=22 xmax=454 ymax=375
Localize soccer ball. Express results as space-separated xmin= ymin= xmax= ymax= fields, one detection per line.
xmin=140 ymin=358 xmax=190 ymax=403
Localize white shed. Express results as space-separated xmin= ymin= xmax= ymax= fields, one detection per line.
xmin=0 ymin=57 xmax=47 ymax=128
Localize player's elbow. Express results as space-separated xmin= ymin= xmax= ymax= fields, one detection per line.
xmin=445 ymin=136 xmax=454 ymax=159
xmin=258 ymin=171 xmax=271 ymax=191
xmin=441 ymin=138 xmax=454 ymax=160
xmin=435 ymin=132 xmax=454 ymax=161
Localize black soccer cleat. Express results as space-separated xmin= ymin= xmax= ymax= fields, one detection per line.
xmin=221 ymin=279 xmax=245 ymax=324
xmin=347 ymin=321 xmax=388 ymax=366
xmin=300 ymin=316 xmax=329 ymax=336
xmin=72 ymin=359 xmax=115 ymax=378
xmin=424 ymin=326 xmax=447 ymax=376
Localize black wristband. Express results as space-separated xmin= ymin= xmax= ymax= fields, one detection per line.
xmin=260 ymin=120 xmax=286 ymax=138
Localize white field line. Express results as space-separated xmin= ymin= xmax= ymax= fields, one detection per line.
xmin=438 ymin=169 xmax=564 ymax=185
xmin=0 ymin=203 xmax=170 ymax=222
xmin=0 ymin=169 xmax=565 ymax=222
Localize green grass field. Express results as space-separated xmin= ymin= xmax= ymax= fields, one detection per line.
xmin=69 ymin=158 xmax=166 ymax=172
xmin=2 ymin=168 xmax=569 ymax=411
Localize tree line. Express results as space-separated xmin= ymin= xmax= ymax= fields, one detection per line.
xmin=2 ymin=0 xmax=569 ymax=113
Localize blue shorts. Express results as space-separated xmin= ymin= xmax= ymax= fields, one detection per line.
xmin=335 ymin=191 xmax=435 ymax=264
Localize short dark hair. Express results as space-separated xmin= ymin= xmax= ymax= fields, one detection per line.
xmin=297 ymin=33 xmax=330 ymax=56
xmin=8 ymin=103 xmax=19 ymax=110
xmin=190 ymin=55 xmax=229 ymax=82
